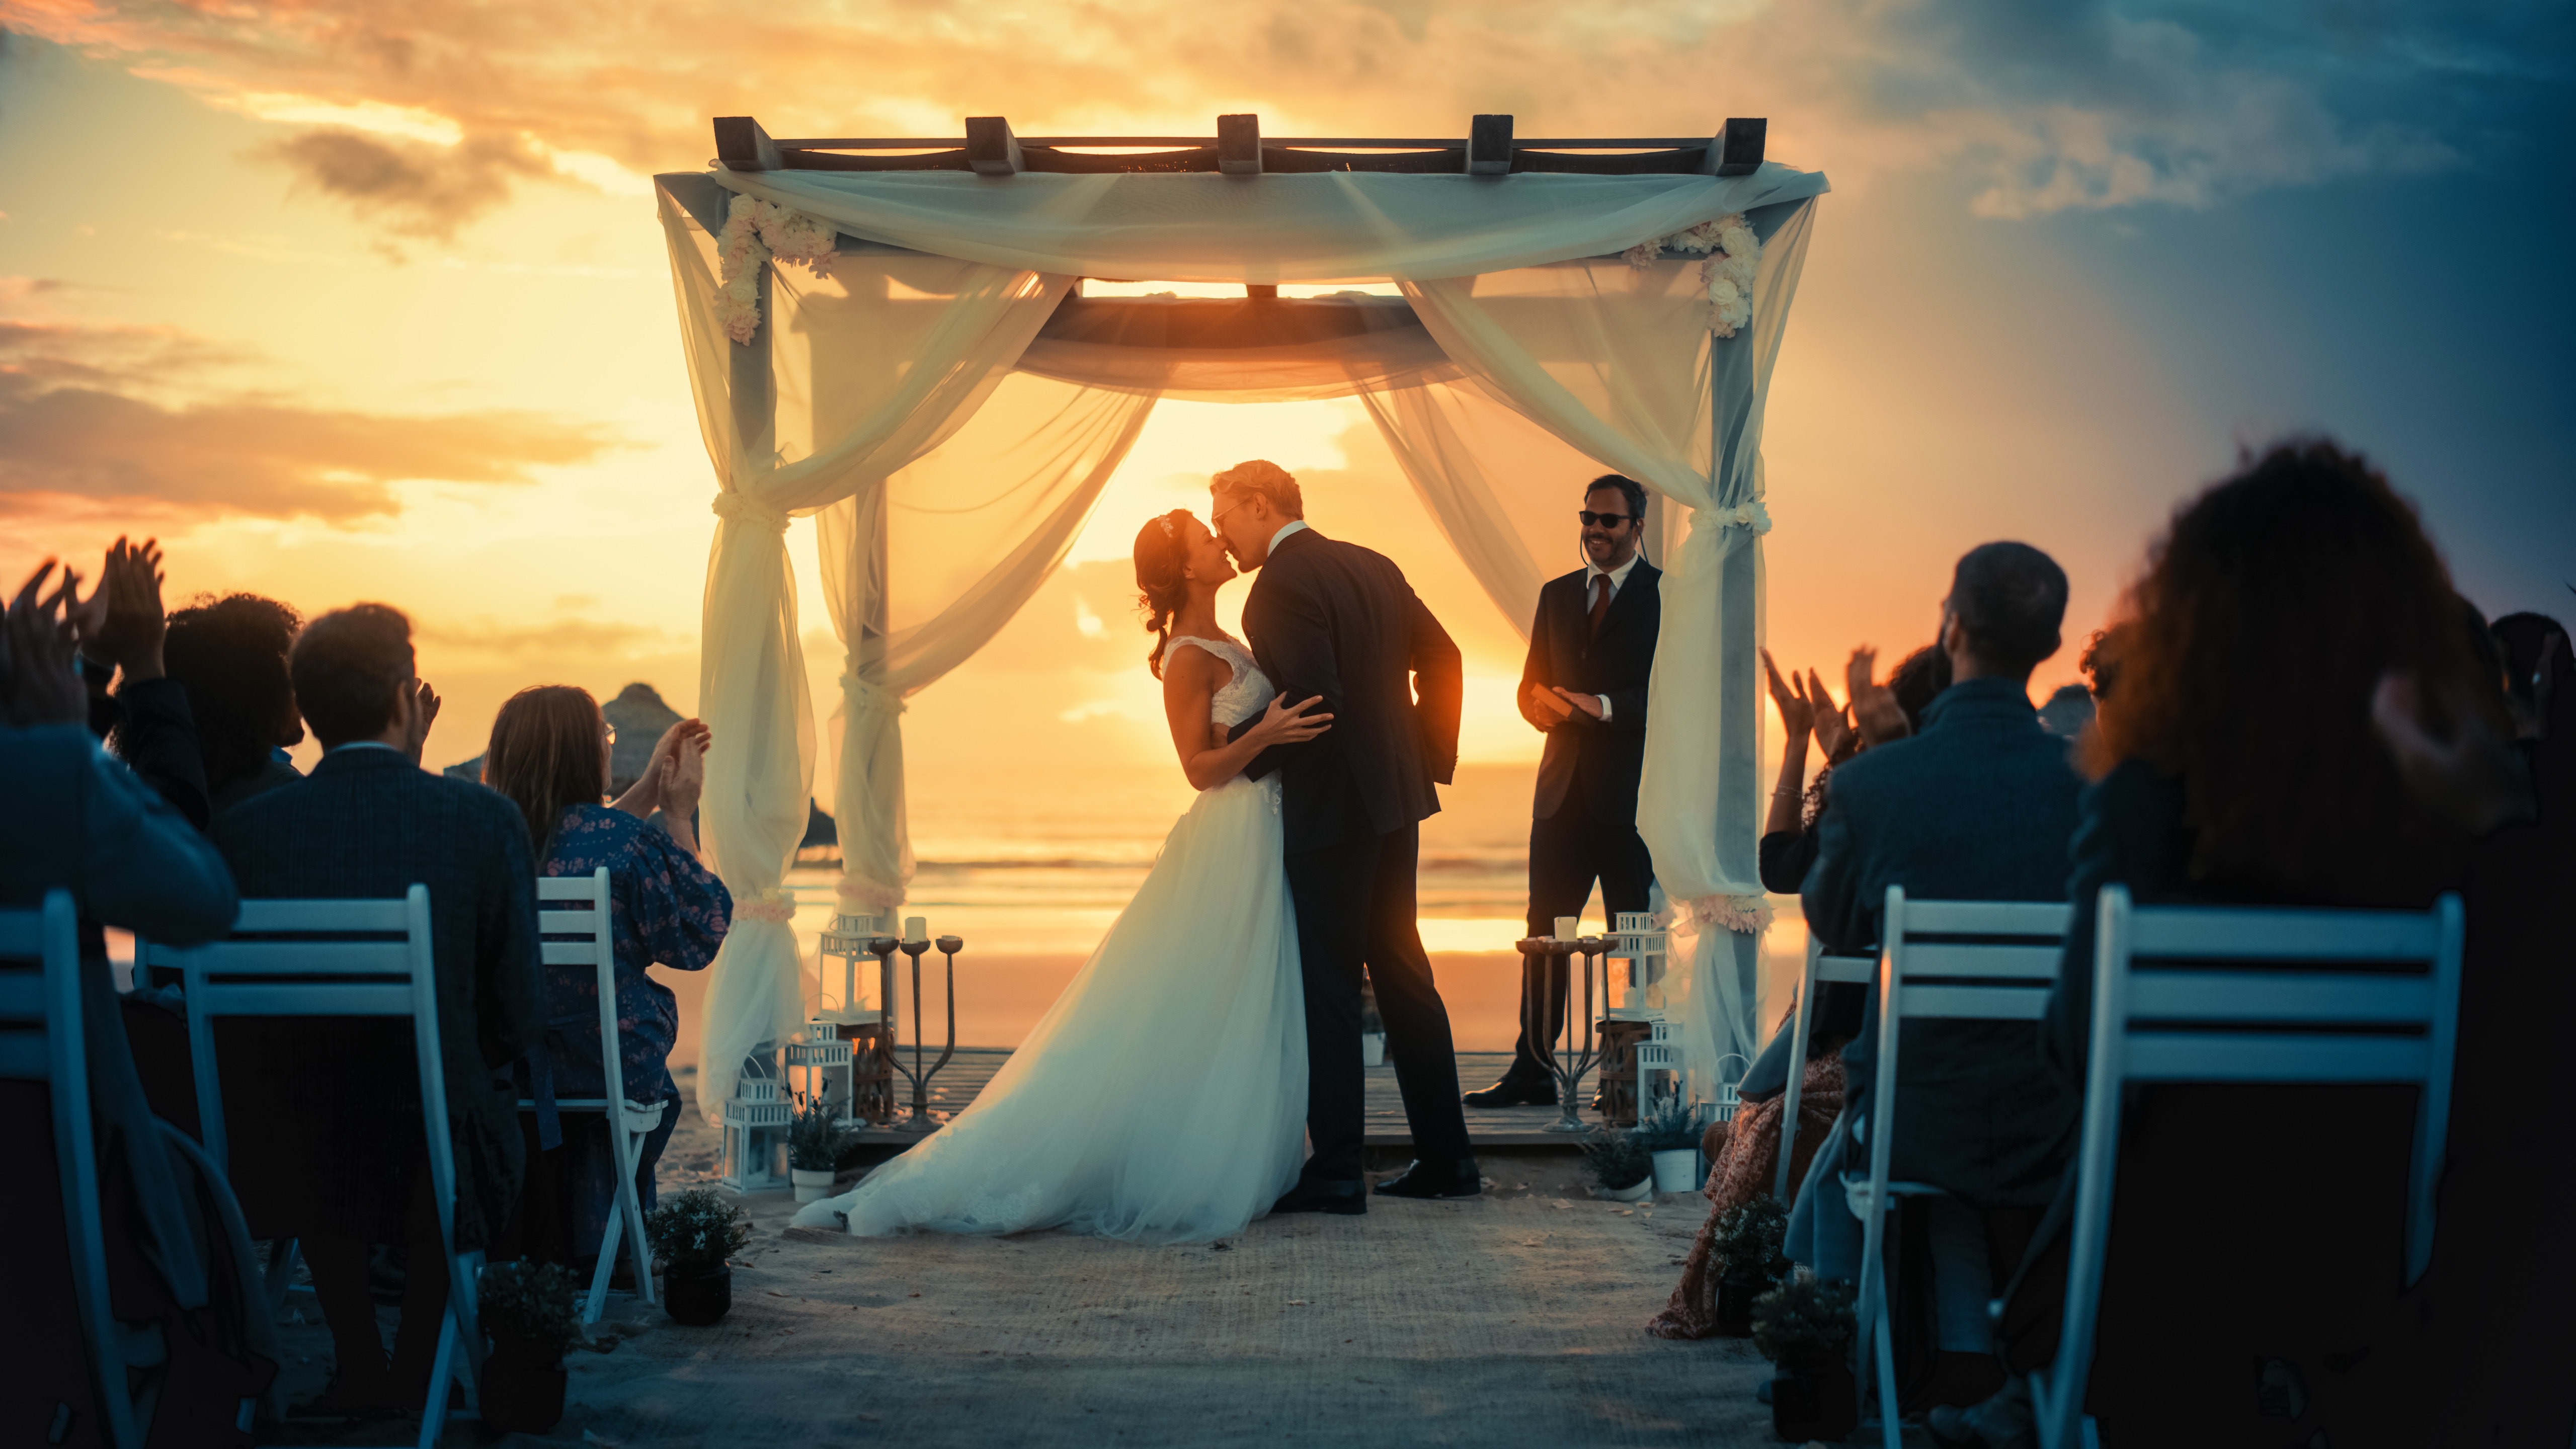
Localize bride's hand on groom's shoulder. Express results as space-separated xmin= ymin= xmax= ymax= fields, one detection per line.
xmin=1245 ymin=692 xmax=1333 ymax=749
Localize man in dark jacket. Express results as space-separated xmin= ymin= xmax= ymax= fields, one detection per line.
xmin=1212 ymin=459 xmax=1476 ymax=1212
xmin=214 ymin=604 xmax=539 ymax=1414
xmin=1788 ymin=542 xmax=2083 ymax=1414
xmin=1468 ymin=474 xmax=1663 ymax=1107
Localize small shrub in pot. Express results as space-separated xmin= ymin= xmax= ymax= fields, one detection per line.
xmin=1752 ymin=1270 xmax=1859 ymax=1441
xmin=1580 ymin=1127 xmax=1653 ymax=1196
xmin=646 ymin=1187 xmax=754 ymax=1326
xmin=476 ymin=1259 xmax=582 ymax=1433
xmin=1709 ymin=1193 xmax=1791 ymax=1336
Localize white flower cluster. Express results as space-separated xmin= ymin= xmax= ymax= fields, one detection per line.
xmin=712 ymin=194 xmax=841 ymax=345
xmin=1620 ymin=213 xmax=1762 ymax=339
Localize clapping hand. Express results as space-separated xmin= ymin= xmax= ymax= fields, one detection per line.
xmin=2 ymin=560 xmax=88 ymax=727
xmin=93 ymin=537 xmax=169 ymax=681
xmin=404 ymin=679 xmax=442 ymax=763
xmin=2372 ymin=671 xmax=2535 ymax=834
xmin=1846 ymin=646 xmax=1911 ymax=748
xmin=1763 ymin=647 xmax=1817 ymax=741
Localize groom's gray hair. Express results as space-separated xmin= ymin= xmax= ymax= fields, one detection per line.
xmin=1213 ymin=459 xmax=1303 ymax=520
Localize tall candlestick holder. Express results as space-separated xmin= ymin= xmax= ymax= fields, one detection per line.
xmin=1516 ymin=921 xmax=1603 ymax=1135
xmin=889 ymin=924 xmax=961 ymax=1134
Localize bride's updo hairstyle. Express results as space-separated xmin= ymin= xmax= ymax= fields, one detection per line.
xmin=1134 ymin=509 xmax=1194 ymax=679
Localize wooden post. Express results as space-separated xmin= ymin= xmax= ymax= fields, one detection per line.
xmin=1711 ymin=117 xmax=1765 ymax=176
xmin=964 ymin=116 xmax=1025 ymax=176
xmin=1469 ymin=114 xmax=1514 ymax=175
xmin=1217 ymin=114 xmax=1262 ymax=175
xmin=713 ymin=116 xmax=783 ymax=173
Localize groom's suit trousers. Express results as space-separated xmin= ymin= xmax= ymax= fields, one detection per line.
xmin=1286 ymin=822 xmax=1473 ymax=1180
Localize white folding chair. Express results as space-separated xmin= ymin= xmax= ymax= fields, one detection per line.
xmin=1773 ymin=934 xmax=1881 ymax=1199
xmin=1851 ymin=887 xmax=2072 ymax=1449
xmin=2030 ymin=884 xmax=2463 ymax=1449
xmin=2 ymin=892 xmax=146 ymax=1449
xmin=522 ymin=868 xmax=664 ymax=1322
xmin=147 ymin=887 xmax=480 ymax=1449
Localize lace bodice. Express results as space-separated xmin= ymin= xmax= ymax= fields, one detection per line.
xmin=1168 ymin=635 xmax=1271 ymax=730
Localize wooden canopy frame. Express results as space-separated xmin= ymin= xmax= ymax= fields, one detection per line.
xmin=713 ymin=114 xmax=1766 ymax=178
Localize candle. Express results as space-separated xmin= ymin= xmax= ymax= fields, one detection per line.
xmin=1554 ymin=915 xmax=1580 ymax=942
xmin=904 ymin=915 xmax=928 ymax=944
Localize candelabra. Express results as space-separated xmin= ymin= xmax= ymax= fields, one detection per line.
xmin=886 ymin=919 xmax=962 ymax=1134
xmin=1516 ymin=915 xmax=1603 ymax=1135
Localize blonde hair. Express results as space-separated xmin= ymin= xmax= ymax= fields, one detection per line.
xmin=1212 ymin=459 xmax=1303 ymax=520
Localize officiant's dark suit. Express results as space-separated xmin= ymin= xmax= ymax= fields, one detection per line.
xmin=1218 ymin=465 xmax=1474 ymax=1206
xmin=1486 ymin=553 xmax=1663 ymax=1105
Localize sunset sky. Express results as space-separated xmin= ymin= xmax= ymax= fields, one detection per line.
xmin=3 ymin=1 xmax=2569 ymax=795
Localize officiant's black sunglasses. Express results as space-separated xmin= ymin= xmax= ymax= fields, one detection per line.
xmin=1578 ymin=510 xmax=1635 ymax=528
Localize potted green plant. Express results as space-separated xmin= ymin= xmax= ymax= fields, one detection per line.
xmin=646 ymin=1187 xmax=754 ymax=1326
xmin=1709 ymin=1193 xmax=1791 ymax=1336
xmin=1634 ymin=1096 xmax=1704 ymax=1193
xmin=1580 ymin=1126 xmax=1653 ymax=1202
xmin=788 ymin=1087 xmax=846 ymax=1203
xmin=476 ymin=1259 xmax=582 ymax=1433
xmin=1752 ymin=1269 xmax=1859 ymax=1441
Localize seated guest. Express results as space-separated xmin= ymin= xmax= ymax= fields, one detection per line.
xmin=481 ymin=686 xmax=728 ymax=1273
xmin=213 ymin=604 xmax=537 ymax=1418
xmin=1467 ymin=473 xmax=1661 ymax=1109
xmin=1967 ymin=441 xmax=2499 ymax=1448
xmin=1787 ymin=541 xmax=2084 ymax=1411
xmin=164 ymin=593 xmax=306 ymax=816
xmin=68 ymin=537 xmax=216 ymax=832
xmin=1757 ymin=643 xmax=1951 ymax=894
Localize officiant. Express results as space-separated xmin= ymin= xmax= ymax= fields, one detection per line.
xmin=1466 ymin=475 xmax=1662 ymax=1109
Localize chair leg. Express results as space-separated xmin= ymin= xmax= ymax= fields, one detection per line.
xmin=621 ymin=1125 xmax=658 ymax=1308
xmin=416 ymin=1310 xmax=457 ymax=1449
xmin=584 ymin=1214 xmax=618 ymax=1324
xmin=262 ymin=1237 xmax=301 ymax=1316
xmin=1873 ymin=1293 xmax=1902 ymax=1449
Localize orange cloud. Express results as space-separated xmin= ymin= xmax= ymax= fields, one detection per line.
xmin=1 ymin=0 xmax=2472 ymax=226
xmin=0 ymin=306 xmax=618 ymax=519
xmin=256 ymin=127 xmax=564 ymax=242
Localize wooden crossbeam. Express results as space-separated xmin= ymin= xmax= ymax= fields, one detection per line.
xmin=1468 ymin=114 xmax=1513 ymax=176
xmin=1217 ymin=114 xmax=1262 ymax=176
xmin=964 ymin=116 xmax=1025 ymax=176
xmin=711 ymin=116 xmax=1772 ymax=177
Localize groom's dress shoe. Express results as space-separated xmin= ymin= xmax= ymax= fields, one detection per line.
xmin=1270 ymin=1178 xmax=1367 ymax=1216
xmin=1462 ymin=1077 xmax=1556 ymax=1108
xmin=1375 ymin=1157 xmax=1482 ymax=1199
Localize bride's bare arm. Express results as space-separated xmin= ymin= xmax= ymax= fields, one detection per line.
xmin=1163 ymin=647 xmax=1333 ymax=791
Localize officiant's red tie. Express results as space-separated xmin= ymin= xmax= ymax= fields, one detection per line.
xmin=1587 ymin=574 xmax=1613 ymax=638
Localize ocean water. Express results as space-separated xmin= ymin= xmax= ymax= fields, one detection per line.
xmin=728 ymin=761 xmax=1809 ymax=1055
xmin=796 ymin=761 xmax=1541 ymax=956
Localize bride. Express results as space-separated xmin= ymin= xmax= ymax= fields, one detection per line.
xmin=790 ymin=509 xmax=1331 ymax=1243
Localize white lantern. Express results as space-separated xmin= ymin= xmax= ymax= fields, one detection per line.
xmin=1606 ymin=910 xmax=1669 ymax=1019
xmin=718 ymin=1047 xmax=790 ymax=1191
xmin=817 ymin=912 xmax=889 ymax=1024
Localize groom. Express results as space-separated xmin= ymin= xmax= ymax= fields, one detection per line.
xmin=1211 ymin=460 xmax=1480 ymax=1214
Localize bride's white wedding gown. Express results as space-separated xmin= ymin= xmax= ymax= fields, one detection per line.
xmin=790 ymin=635 xmax=1307 ymax=1243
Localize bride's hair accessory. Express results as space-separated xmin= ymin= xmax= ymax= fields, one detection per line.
xmin=1157 ymin=516 xmax=1176 ymax=538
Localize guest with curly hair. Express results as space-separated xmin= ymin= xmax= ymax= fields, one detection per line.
xmin=163 ymin=592 xmax=305 ymax=816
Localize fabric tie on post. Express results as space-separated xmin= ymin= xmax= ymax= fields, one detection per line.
xmin=711 ymin=492 xmax=792 ymax=533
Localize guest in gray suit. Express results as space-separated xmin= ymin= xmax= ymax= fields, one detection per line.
xmin=1785 ymin=542 xmax=2084 ymax=1409
xmin=214 ymin=604 xmax=541 ymax=1417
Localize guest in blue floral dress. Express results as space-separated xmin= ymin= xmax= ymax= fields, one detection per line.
xmin=484 ymin=685 xmax=730 ymax=1265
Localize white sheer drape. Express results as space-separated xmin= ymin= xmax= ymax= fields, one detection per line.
xmin=661 ymin=185 xmax=1095 ymax=1114
xmin=711 ymin=166 xmax=1826 ymax=284
xmin=1391 ymin=205 xmax=1819 ymax=1083
xmin=816 ymin=374 xmax=1157 ymax=913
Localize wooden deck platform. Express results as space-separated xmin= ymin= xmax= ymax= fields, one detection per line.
xmin=840 ymin=1048 xmax=1595 ymax=1149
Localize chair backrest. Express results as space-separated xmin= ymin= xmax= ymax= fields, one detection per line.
xmin=139 ymin=888 xmax=449 ymax=1230
xmin=1772 ymin=936 xmax=1882 ymax=1198
xmin=1881 ymin=887 xmax=2072 ymax=1023
xmin=2 ymin=892 xmax=140 ymax=1449
xmin=2038 ymin=883 xmax=2463 ymax=1449
xmin=1860 ymin=888 xmax=2071 ymax=1188
xmin=534 ymin=869 xmax=618 ymax=1106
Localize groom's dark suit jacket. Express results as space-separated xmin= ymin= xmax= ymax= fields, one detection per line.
xmin=1238 ymin=527 xmax=1463 ymax=853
